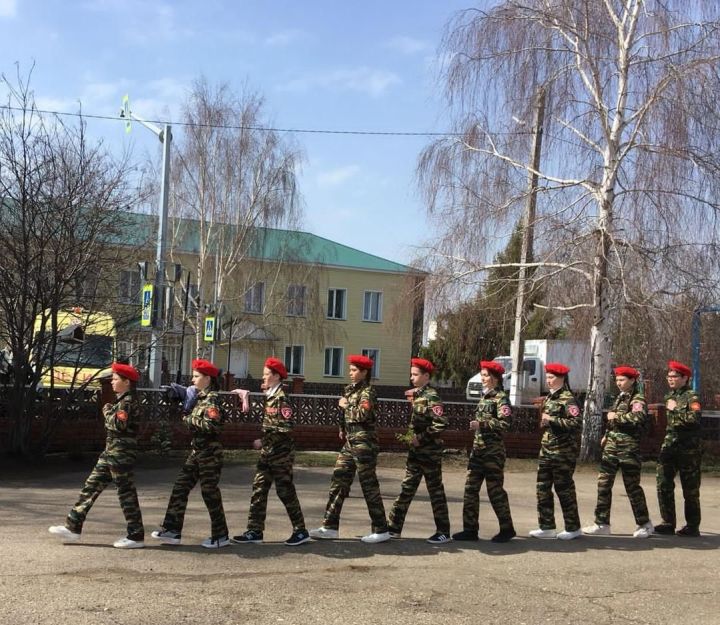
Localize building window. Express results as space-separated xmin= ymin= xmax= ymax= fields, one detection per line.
xmin=324 ymin=347 xmax=344 ymax=377
xmin=363 ymin=291 xmax=383 ymax=322
xmin=244 ymin=282 xmax=265 ymax=314
xmin=119 ymin=269 xmax=142 ymax=304
xmin=361 ymin=348 xmax=380 ymax=379
xmin=327 ymin=288 xmax=346 ymax=320
xmin=284 ymin=345 xmax=304 ymax=376
xmin=287 ymin=284 xmax=307 ymax=317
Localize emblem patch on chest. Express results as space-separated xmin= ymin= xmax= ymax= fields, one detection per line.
xmin=207 ymin=407 xmax=220 ymax=420
xmin=431 ymin=404 xmax=444 ymax=417
xmin=116 ymin=410 xmax=128 ymax=422
xmin=281 ymin=406 xmax=293 ymax=420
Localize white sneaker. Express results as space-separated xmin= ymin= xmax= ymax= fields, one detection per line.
xmin=582 ymin=523 xmax=611 ymax=536
xmin=557 ymin=529 xmax=583 ymax=540
xmin=528 ymin=528 xmax=557 ymax=539
xmin=633 ymin=521 xmax=654 ymax=538
xmin=113 ymin=537 xmax=145 ymax=549
xmin=309 ymin=527 xmax=339 ymax=540
xmin=151 ymin=529 xmax=181 ymax=545
xmin=201 ymin=535 xmax=231 ymax=549
xmin=48 ymin=526 xmax=81 ymax=543
xmin=361 ymin=531 xmax=391 ymax=544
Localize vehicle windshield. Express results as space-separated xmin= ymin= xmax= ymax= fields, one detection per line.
xmin=53 ymin=335 xmax=113 ymax=368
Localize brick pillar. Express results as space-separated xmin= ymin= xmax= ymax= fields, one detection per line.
xmin=291 ymin=376 xmax=305 ymax=394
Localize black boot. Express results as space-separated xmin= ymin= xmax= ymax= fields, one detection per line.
xmin=491 ymin=527 xmax=517 ymax=543
xmin=452 ymin=529 xmax=479 ymax=541
xmin=654 ymin=523 xmax=676 ymax=535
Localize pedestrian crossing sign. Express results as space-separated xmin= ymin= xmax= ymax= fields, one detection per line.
xmin=204 ymin=316 xmax=216 ymax=342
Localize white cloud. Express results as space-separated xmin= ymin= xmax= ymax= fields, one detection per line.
xmin=279 ymin=67 xmax=401 ymax=98
xmin=385 ymin=36 xmax=429 ymax=55
xmin=316 ymin=165 xmax=361 ymax=188
xmin=0 ymin=0 xmax=16 ymax=17
xmin=265 ymin=29 xmax=306 ymax=47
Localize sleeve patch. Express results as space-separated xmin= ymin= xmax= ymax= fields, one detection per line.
xmin=431 ymin=404 xmax=444 ymax=417
xmin=207 ymin=407 xmax=221 ymax=421
xmin=568 ymin=405 xmax=580 ymax=417
xmin=690 ymin=401 xmax=702 ymax=411
xmin=631 ymin=402 xmax=645 ymax=412
xmin=360 ymin=400 xmax=371 ymax=410
xmin=116 ymin=410 xmax=128 ymax=422
xmin=281 ymin=406 xmax=293 ymax=420
xmin=500 ymin=404 xmax=511 ymax=417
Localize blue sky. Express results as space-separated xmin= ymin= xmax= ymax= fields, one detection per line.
xmin=0 ymin=0 xmax=474 ymax=266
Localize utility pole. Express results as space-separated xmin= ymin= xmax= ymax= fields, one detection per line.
xmin=509 ymin=86 xmax=546 ymax=406
xmin=120 ymin=96 xmax=172 ymax=387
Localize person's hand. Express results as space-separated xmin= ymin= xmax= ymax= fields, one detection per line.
xmin=252 ymin=438 xmax=262 ymax=450
xmin=338 ymin=397 xmax=349 ymax=409
xmin=601 ymin=436 xmax=607 ymax=448
xmin=541 ymin=413 xmax=553 ymax=427
xmin=411 ymin=435 xmax=420 ymax=447
xmin=469 ymin=420 xmax=480 ymax=431
xmin=606 ymin=411 xmax=617 ymax=421
xmin=666 ymin=399 xmax=677 ymax=411
xmin=339 ymin=430 xmax=345 ymax=441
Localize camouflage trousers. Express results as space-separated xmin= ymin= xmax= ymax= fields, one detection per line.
xmin=322 ymin=432 xmax=388 ymax=533
xmin=594 ymin=439 xmax=649 ymax=526
xmin=388 ymin=443 xmax=450 ymax=534
xmin=460 ymin=445 xmax=513 ymax=533
xmin=66 ymin=448 xmax=144 ymax=540
xmin=247 ymin=443 xmax=306 ymax=533
xmin=161 ymin=444 xmax=228 ymax=539
xmin=536 ymin=457 xmax=580 ymax=531
xmin=657 ymin=442 xmax=702 ymax=528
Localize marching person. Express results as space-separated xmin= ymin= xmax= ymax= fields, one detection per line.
xmin=151 ymin=359 xmax=230 ymax=548
xmin=583 ymin=366 xmax=654 ymax=538
xmin=387 ymin=358 xmax=451 ymax=544
xmin=310 ymin=354 xmax=391 ymax=543
xmin=453 ymin=360 xmax=516 ymax=543
xmin=232 ymin=357 xmax=310 ymax=546
xmin=655 ymin=360 xmax=703 ymax=537
xmin=49 ymin=362 xmax=145 ymax=548
xmin=529 ymin=362 xmax=583 ymax=540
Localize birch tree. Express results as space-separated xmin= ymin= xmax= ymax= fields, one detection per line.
xmin=419 ymin=1 xmax=720 ymax=460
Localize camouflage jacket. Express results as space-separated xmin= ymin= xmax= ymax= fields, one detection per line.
xmin=103 ymin=390 xmax=139 ymax=442
xmin=662 ymin=386 xmax=702 ymax=447
xmin=605 ymin=389 xmax=647 ymax=442
xmin=539 ymin=388 xmax=582 ymax=460
xmin=261 ymin=385 xmax=295 ymax=447
xmin=183 ymin=389 xmax=223 ymax=448
xmin=473 ymin=386 xmax=511 ymax=450
xmin=341 ymin=381 xmax=377 ymax=431
xmin=409 ymin=385 xmax=447 ymax=445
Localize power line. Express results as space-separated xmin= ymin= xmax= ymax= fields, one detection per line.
xmin=0 ymin=104 xmax=465 ymax=138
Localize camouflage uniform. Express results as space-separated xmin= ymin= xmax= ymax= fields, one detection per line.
xmin=460 ymin=386 xmax=514 ymax=534
xmin=657 ymin=386 xmax=702 ymax=530
xmin=388 ymin=385 xmax=450 ymax=534
xmin=66 ymin=391 xmax=144 ymax=540
xmin=246 ymin=385 xmax=306 ymax=533
xmin=161 ymin=389 xmax=228 ymax=539
xmin=593 ymin=388 xmax=650 ymax=525
xmin=320 ymin=381 xmax=388 ymax=533
xmin=536 ymin=388 xmax=582 ymax=531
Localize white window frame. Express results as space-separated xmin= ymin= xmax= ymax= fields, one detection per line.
xmin=362 ymin=290 xmax=383 ymax=322
xmin=284 ymin=344 xmax=305 ymax=376
xmin=118 ymin=269 xmax=142 ymax=304
xmin=323 ymin=346 xmax=344 ymax=377
xmin=287 ymin=284 xmax=307 ymax=317
xmin=244 ymin=282 xmax=265 ymax=314
xmin=361 ymin=348 xmax=381 ymax=379
xmin=327 ymin=288 xmax=347 ymax=320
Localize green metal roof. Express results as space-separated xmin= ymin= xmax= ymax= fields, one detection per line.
xmin=111 ymin=212 xmax=417 ymax=274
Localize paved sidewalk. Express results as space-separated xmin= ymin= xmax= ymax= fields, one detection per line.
xmin=0 ymin=457 xmax=718 ymax=625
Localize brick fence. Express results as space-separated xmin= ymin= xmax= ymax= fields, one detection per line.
xmin=1 ymin=386 xmax=716 ymax=458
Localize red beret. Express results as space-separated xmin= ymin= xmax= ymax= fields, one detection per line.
xmin=614 ymin=365 xmax=640 ymax=379
xmin=192 ymin=358 xmax=219 ymax=377
xmin=111 ymin=362 xmax=140 ymax=382
xmin=479 ymin=360 xmax=505 ymax=376
xmin=410 ymin=358 xmax=434 ymax=374
xmin=668 ymin=360 xmax=691 ymax=378
xmin=264 ymin=357 xmax=288 ymax=379
xmin=348 ymin=354 xmax=374 ymax=371
xmin=545 ymin=362 xmax=570 ymax=376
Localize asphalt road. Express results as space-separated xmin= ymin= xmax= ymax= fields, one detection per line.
xmin=1 ymin=455 xmax=718 ymax=625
